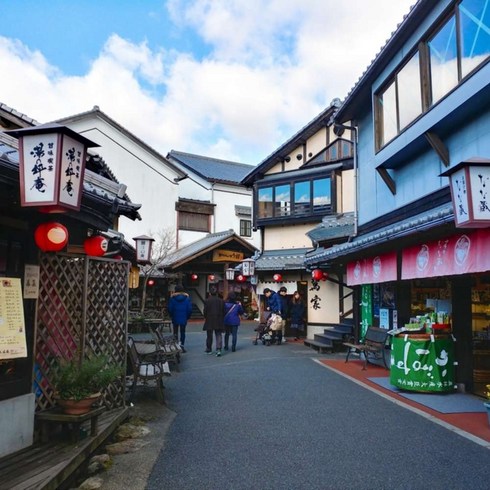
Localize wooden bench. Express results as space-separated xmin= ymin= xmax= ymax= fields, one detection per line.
xmin=35 ymin=406 xmax=105 ymax=443
xmin=343 ymin=326 xmax=390 ymax=370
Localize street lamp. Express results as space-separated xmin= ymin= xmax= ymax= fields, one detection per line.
xmin=225 ymin=268 xmax=235 ymax=281
xmin=6 ymin=123 xmax=99 ymax=213
xmin=133 ymin=235 xmax=155 ymax=264
xmin=242 ymin=258 xmax=255 ymax=276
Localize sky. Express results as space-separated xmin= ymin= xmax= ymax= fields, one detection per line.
xmin=0 ymin=0 xmax=414 ymax=165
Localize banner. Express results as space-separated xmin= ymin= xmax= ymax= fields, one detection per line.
xmin=360 ymin=284 xmax=372 ymax=339
xmin=401 ymin=228 xmax=490 ymax=279
xmin=347 ymin=252 xmax=397 ymax=286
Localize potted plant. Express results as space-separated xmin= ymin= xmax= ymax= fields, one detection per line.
xmin=54 ymin=355 xmax=122 ymax=415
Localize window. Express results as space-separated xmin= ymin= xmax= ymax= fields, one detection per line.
xmin=258 ymin=187 xmax=273 ymax=218
xmin=178 ymin=211 xmax=209 ymax=232
xmin=256 ymin=176 xmax=332 ymax=223
xmin=375 ymin=0 xmax=490 ymax=150
xmin=240 ymin=219 xmax=252 ymax=237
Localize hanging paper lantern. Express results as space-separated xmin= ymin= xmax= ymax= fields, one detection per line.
xmin=147 ymin=279 xmax=155 ymax=286
xmin=311 ymin=269 xmax=323 ymax=281
xmin=273 ymin=273 xmax=282 ymax=282
xmin=83 ymin=235 xmax=109 ymax=257
xmin=34 ymin=222 xmax=69 ymax=252
xmin=191 ymin=273 xmax=198 ymax=281
xmin=322 ymin=271 xmax=329 ymax=281
xmin=208 ymin=274 xmax=215 ymax=281
xmin=236 ymin=274 xmax=245 ymax=282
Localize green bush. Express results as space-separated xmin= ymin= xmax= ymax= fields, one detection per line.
xmin=55 ymin=355 xmax=122 ymax=401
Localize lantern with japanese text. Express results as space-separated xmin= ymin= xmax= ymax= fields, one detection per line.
xmin=440 ymin=158 xmax=490 ymax=228
xmin=133 ymin=235 xmax=155 ymax=264
xmin=84 ymin=235 xmax=109 ymax=257
xmin=241 ymin=258 xmax=255 ymax=276
xmin=34 ymin=222 xmax=69 ymax=252
xmin=225 ymin=268 xmax=235 ymax=281
xmin=6 ymin=123 xmax=99 ymax=213
xmin=273 ymin=273 xmax=282 ymax=282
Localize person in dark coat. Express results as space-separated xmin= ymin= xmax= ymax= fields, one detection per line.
xmin=289 ymin=291 xmax=306 ymax=340
xmin=278 ymin=286 xmax=290 ymax=342
xmin=224 ymin=292 xmax=244 ymax=352
xmin=203 ymin=286 xmax=225 ymax=356
xmin=263 ymin=288 xmax=283 ymax=344
xmin=168 ymin=285 xmax=193 ymax=352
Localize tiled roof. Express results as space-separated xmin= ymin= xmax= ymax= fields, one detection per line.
xmin=254 ymin=248 xmax=313 ymax=271
xmin=304 ymin=202 xmax=454 ymax=265
xmin=167 ymin=150 xmax=254 ymax=185
xmin=306 ymin=213 xmax=355 ymax=243
xmin=162 ymin=229 xmax=257 ymax=268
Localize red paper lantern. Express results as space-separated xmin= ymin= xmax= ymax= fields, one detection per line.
xmin=273 ymin=273 xmax=282 ymax=282
xmin=34 ymin=222 xmax=69 ymax=252
xmin=83 ymin=235 xmax=109 ymax=257
xmin=191 ymin=273 xmax=198 ymax=281
xmin=322 ymin=271 xmax=329 ymax=281
xmin=147 ymin=279 xmax=155 ymax=286
xmin=236 ymin=274 xmax=245 ymax=282
xmin=208 ymin=274 xmax=215 ymax=281
xmin=311 ymin=269 xmax=323 ymax=281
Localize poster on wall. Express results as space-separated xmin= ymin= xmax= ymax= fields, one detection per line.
xmin=23 ymin=264 xmax=40 ymax=299
xmin=0 ymin=278 xmax=28 ymax=359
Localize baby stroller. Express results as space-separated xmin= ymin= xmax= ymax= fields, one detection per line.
xmin=253 ymin=311 xmax=273 ymax=346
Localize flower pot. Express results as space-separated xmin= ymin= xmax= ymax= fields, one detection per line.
xmin=57 ymin=393 xmax=101 ymax=415
xmin=484 ymin=401 xmax=490 ymax=426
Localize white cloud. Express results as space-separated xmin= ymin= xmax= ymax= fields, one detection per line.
xmin=0 ymin=0 xmax=414 ymax=164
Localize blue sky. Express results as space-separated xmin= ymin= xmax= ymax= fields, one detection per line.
xmin=0 ymin=0 xmax=414 ymax=164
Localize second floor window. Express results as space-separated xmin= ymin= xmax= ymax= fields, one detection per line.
xmin=375 ymin=0 xmax=490 ymax=150
xmin=239 ymin=219 xmax=252 ymax=237
xmin=257 ymin=176 xmax=332 ymax=221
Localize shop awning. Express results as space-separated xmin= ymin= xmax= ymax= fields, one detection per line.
xmin=347 ymin=252 xmax=397 ymax=286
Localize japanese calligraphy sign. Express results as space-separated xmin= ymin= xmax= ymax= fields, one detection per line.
xmin=0 ymin=278 xmax=27 ymax=359
xmin=441 ymin=158 xmax=490 ymax=228
xmin=390 ymin=334 xmax=455 ymax=393
xmin=19 ymin=132 xmax=86 ymax=211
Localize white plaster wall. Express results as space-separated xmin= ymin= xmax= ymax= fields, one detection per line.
xmin=63 ymin=116 xmax=180 ymax=245
xmin=175 ymin=176 xmax=261 ymax=249
xmin=264 ymin=223 xmax=316 ymax=250
xmin=342 ymin=168 xmax=355 ymax=212
xmin=306 ymin=128 xmax=327 ymax=160
xmin=0 ymin=394 xmax=35 ymax=458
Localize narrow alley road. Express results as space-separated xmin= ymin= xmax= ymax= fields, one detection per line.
xmin=146 ymin=322 xmax=489 ymax=490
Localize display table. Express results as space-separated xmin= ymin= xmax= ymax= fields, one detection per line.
xmin=390 ymin=333 xmax=456 ymax=392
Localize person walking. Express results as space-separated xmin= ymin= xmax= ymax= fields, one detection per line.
xmin=263 ymin=288 xmax=283 ymax=344
xmin=168 ymin=285 xmax=193 ymax=352
xmin=289 ymin=291 xmax=306 ymax=340
xmin=223 ymin=292 xmax=244 ymax=352
xmin=203 ymin=286 xmax=225 ymax=356
xmin=278 ymin=286 xmax=290 ymax=342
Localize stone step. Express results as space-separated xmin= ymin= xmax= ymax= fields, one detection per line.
xmin=303 ymin=339 xmax=333 ymax=352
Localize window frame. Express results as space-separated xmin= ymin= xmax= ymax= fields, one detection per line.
xmin=255 ymin=172 xmax=335 ymax=226
xmin=374 ymin=0 xmax=490 ymax=151
xmin=239 ymin=219 xmax=252 ymax=237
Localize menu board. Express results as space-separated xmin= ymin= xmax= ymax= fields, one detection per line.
xmin=0 ymin=278 xmax=28 ymax=359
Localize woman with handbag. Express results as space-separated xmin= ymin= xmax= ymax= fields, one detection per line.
xmin=224 ymin=292 xmax=244 ymax=352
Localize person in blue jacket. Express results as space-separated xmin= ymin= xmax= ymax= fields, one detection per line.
xmin=224 ymin=292 xmax=244 ymax=352
xmin=168 ymin=284 xmax=192 ymax=352
xmin=263 ymin=288 xmax=283 ymax=344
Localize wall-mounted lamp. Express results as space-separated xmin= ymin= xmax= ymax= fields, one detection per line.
xmin=284 ymin=156 xmax=291 ymax=163
xmin=296 ymin=154 xmax=303 ymax=160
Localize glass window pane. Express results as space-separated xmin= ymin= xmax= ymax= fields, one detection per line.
xmin=429 ymin=16 xmax=459 ymax=103
xmin=313 ymin=178 xmax=331 ymax=212
xmin=460 ymin=0 xmax=490 ymax=77
xmin=258 ymin=187 xmax=273 ymax=218
xmin=294 ymin=181 xmax=311 ymax=215
xmin=274 ymin=184 xmax=291 ymax=217
xmin=398 ymin=52 xmax=423 ymax=130
xmin=380 ymin=81 xmax=397 ymax=146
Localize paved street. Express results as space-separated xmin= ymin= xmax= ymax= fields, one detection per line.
xmin=146 ymin=321 xmax=489 ymax=490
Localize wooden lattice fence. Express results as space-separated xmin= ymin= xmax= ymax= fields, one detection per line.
xmin=33 ymin=253 xmax=129 ymax=411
